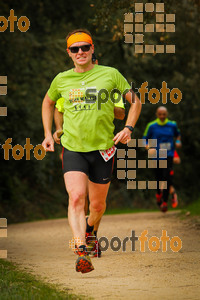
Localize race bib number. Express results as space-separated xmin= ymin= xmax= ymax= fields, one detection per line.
xmin=160 ymin=143 xmax=171 ymax=150
xmin=99 ymin=146 xmax=117 ymax=162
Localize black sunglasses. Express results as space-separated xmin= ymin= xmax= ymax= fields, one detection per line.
xmin=69 ymin=44 xmax=91 ymax=53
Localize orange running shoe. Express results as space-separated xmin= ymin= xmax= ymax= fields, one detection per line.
xmin=91 ymin=240 xmax=102 ymax=258
xmin=156 ymin=193 xmax=162 ymax=207
xmin=75 ymin=247 xmax=94 ymax=273
xmin=171 ymin=192 xmax=178 ymax=208
xmin=160 ymin=201 xmax=168 ymax=213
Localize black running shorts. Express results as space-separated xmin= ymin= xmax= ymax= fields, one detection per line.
xmin=62 ymin=147 xmax=115 ymax=184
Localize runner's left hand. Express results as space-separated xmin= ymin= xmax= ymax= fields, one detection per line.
xmin=113 ymin=128 xmax=132 ymax=145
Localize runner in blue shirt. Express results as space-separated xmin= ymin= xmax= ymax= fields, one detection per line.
xmin=143 ymin=106 xmax=181 ymax=212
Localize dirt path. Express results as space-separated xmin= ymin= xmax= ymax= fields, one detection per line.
xmin=1 ymin=211 xmax=200 ymax=300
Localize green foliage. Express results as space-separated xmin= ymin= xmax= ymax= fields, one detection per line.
xmin=91 ymin=0 xmax=200 ymax=207
xmin=0 ymin=0 xmax=200 ymax=222
xmin=0 ymin=0 xmax=93 ymax=222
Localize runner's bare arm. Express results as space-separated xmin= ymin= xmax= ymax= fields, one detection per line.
xmin=42 ymin=93 xmax=55 ymax=152
xmin=114 ymin=107 xmax=125 ymax=120
xmin=53 ymin=108 xmax=64 ymax=144
xmin=54 ymin=108 xmax=63 ymax=131
xmin=175 ymin=135 xmax=182 ymax=148
xmin=113 ymin=90 xmax=141 ymax=145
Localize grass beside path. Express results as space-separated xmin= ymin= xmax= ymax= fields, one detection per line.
xmin=184 ymin=199 xmax=200 ymax=216
xmin=105 ymin=207 xmax=180 ymax=215
xmin=0 ymin=259 xmax=82 ymax=300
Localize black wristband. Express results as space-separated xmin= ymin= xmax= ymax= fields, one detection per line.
xmin=125 ymin=125 xmax=134 ymax=133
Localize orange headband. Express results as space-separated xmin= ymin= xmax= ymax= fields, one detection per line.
xmin=67 ymin=32 xmax=93 ymax=48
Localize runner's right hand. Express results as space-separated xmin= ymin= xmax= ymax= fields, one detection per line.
xmin=42 ymin=135 xmax=54 ymax=152
xmin=53 ymin=130 xmax=63 ymax=145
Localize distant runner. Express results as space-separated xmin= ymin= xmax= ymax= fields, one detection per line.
xmin=143 ymin=106 xmax=181 ymax=212
xmin=168 ymin=150 xmax=181 ymax=206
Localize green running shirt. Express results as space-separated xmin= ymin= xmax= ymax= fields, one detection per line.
xmin=48 ymin=64 xmax=131 ymax=152
xmin=55 ymin=94 xmax=125 ymax=113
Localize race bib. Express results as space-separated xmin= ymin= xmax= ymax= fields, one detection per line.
xmin=99 ymin=146 xmax=117 ymax=162
xmin=160 ymin=143 xmax=171 ymax=150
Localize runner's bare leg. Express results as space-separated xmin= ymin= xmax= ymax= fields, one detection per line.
xmin=64 ymin=171 xmax=88 ymax=247
xmin=85 ymin=196 xmax=101 ymax=231
xmin=87 ymin=181 xmax=110 ymax=227
xmin=94 ymin=219 xmax=101 ymax=231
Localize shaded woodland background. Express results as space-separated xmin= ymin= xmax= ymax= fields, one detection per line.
xmin=0 ymin=0 xmax=199 ymax=223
